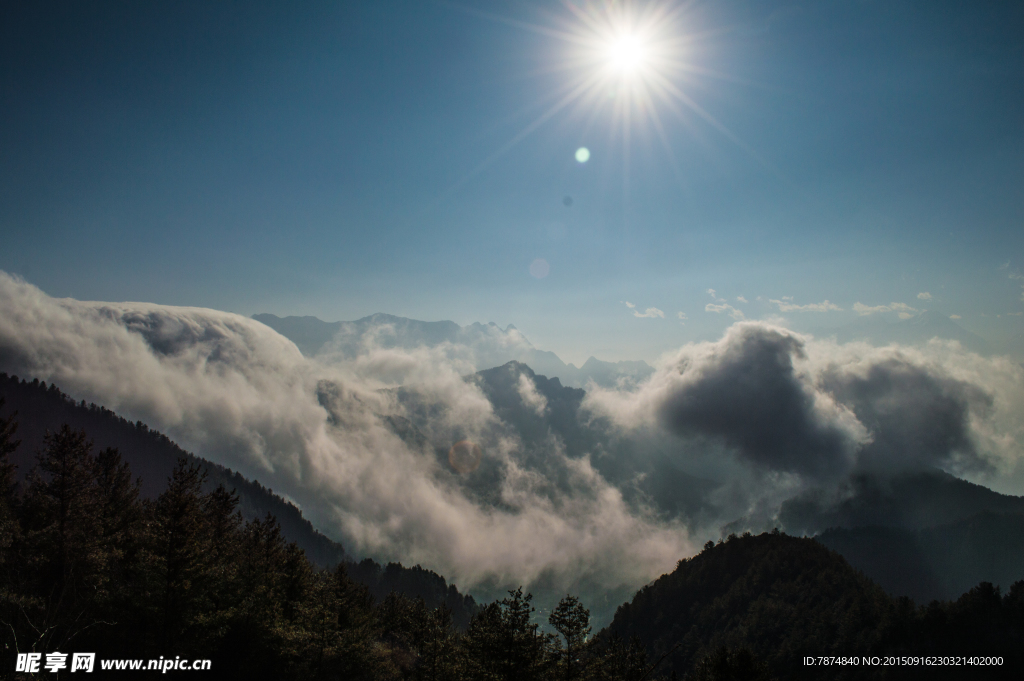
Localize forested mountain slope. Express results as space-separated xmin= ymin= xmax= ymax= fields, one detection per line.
xmin=780 ymin=470 xmax=1024 ymax=534
xmin=0 ymin=372 xmax=347 ymax=566
xmin=604 ymin=531 xmax=1024 ymax=680
xmin=0 ymin=373 xmax=478 ymax=623
xmin=816 ymin=512 xmax=1024 ymax=604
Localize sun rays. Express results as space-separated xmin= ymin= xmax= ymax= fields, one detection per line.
xmin=433 ymin=1 xmax=753 ymax=205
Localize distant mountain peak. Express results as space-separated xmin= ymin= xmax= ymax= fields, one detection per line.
xmin=254 ymin=312 xmax=654 ymax=389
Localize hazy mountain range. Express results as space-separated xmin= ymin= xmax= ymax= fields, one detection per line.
xmin=2 ymin=275 xmax=1022 ymax=631
xmin=253 ymin=312 xmax=654 ymax=389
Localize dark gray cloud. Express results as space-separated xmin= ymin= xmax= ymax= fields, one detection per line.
xmin=584 ymin=322 xmax=1024 ymax=530
xmin=821 ymin=358 xmax=992 ymax=475
xmin=656 ymin=326 xmax=855 ymax=479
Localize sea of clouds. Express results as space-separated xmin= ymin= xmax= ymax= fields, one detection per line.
xmin=1 ymin=270 xmax=1022 ymax=615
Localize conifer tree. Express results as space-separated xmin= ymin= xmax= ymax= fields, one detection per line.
xmin=89 ymin=446 xmax=145 ymax=656
xmin=289 ymin=569 xmax=344 ymax=679
xmin=95 ymin=446 xmax=143 ymax=579
xmin=330 ymin=562 xmax=384 ymax=681
xmin=151 ymin=457 xmax=210 ymax=650
xmin=597 ymin=634 xmax=649 ymax=681
xmin=0 ymin=399 xmax=21 ymax=656
xmin=0 ymin=398 xmax=19 ymax=552
xmin=18 ymin=426 xmax=106 ymax=651
xmin=550 ymin=594 xmax=592 ymax=681
xmin=202 ymin=483 xmax=242 ymax=616
xmin=419 ymin=604 xmax=465 ymax=681
xmin=465 ymin=587 xmax=553 ymax=681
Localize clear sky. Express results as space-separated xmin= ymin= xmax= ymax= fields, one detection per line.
xmin=2 ymin=0 xmax=1022 ymax=365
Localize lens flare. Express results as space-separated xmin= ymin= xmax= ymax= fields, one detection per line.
xmin=448 ymin=440 xmax=482 ymax=474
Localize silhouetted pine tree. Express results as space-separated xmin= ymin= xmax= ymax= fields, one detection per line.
xmin=550 ymin=594 xmax=592 ymax=681
xmin=17 ymin=426 xmax=107 ymax=652
xmin=330 ymin=562 xmax=385 ymax=680
xmin=197 ymin=482 xmax=243 ymax=642
xmin=0 ymin=399 xmax=22 ymax=660
xmin=593 ymin=634 xmax=649 ymax=681
xmin=419 ymin=603 xmax=465 ymax=681
xmin=149 ymin=457 xmax=212 ymax=652
xmin=0 ymin=398 xmax=19 ymax=555
xmin=465 ymin=587 xmax=554 ymax=681
xmin=287 ymin=569 xmax=348 ymax=679
xmin=377 ymin=589 xmax=429 ymax=674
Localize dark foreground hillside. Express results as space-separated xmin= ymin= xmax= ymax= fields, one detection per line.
xmin=3 ymin=377 xmax=1021 ymax=680
xmin=0 ymin=372 xmax=346 ymax=567
xmin=0 ymin=374 xmax=478 ymax=626
xmin=777 ymin=469 xmax=1024 ymax=604
xmin=605 ymin=531 xmax=1024 ymax=680
xmin=0 ymin=402 xmax=660 ymax=680
xmin=817 ymin=513 xmax=1024 ymax=604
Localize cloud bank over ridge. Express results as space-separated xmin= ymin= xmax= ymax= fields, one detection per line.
xmin=584 ymin=322 xmax=1022 ymax=490
xmin=1 ymin=271 xmax=1022 ymax=609
xmin=0 ymin=272 xmax=688 ymax=599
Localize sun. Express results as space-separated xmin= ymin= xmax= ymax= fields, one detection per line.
xmin=566 ymin=3 xmax=681 ymax=111
xmin=605 ymin=33 xmax=649 ymax=75
xmin=436 ymin=2 xmax=753 ymax=200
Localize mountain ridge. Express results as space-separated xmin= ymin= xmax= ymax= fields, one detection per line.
xmin=0 ymin=372 xmax=479 ymax=625
xmin=253 ymin=312 xmax=655 ymax=388
xmin=603 ymin=531 xmax=1024 ymax=680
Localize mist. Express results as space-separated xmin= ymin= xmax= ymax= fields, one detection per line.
xmin=1 ymin=271 xmax=1022 ymax=622
xmin=0 ymin=272 xmax=688 ymax=610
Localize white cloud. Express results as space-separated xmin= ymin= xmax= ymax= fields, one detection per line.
xmin=677 ymin=312 xmax=687 ymax=324
xmin=853 ymin=303 xmax=890 ymax=315
xmin=0 ymin=272 xmax=690 ymax=599
xmin=853 ymin=301 xmax=919 ymax=318
xmin=625 ymin=300 xmax=663 ymax=318
xmin=633 ymin=307 xmax=665 ymax=319
xmin=705 ymin=300 xmax=745 ymax=320
xmin=917 ymin=292 xmax=932 ymax=301
xmin=950 ymin=314 xmax=962 ymax=320
xmin=736 ymin=296 xmax=748 ymax=304
xmin=769 ymin=299 xmax=842 ymax=313
xmin=516 ymin=372 xmax=548 ymax=416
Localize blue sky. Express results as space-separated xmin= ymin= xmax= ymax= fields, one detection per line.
xmin=2 ymin=0 xmax=1022 ymax=364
